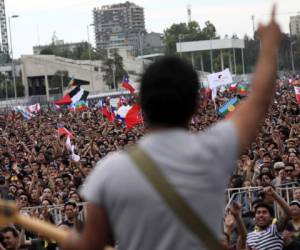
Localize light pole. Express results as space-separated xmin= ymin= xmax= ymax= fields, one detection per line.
xmin=290 ymin=41 xmax=296 ymax=75
xmin=87 ymin=23 xmax=94 ymax=92
xmin=8 ymin=15 xmax=19 ymax=99
xmin=138 ymin=30 xmax=144 ymax=57
xmin=178 ymin=34 xmax=183 ymax=57
xmin=112 ymin=63 xmax=116 ymax=90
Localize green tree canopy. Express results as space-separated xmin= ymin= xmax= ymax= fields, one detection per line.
xmin=100 ymin=49 xmax=127 ymax=89
xmin=163 ymin=20 xmax=218 ymax=55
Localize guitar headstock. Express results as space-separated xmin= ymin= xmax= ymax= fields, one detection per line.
xmin=0 ymin=200 xmax=18 ymax=226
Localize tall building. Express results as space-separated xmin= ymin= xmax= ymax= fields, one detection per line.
xmin=290 ymin=15 xmax=300 ymax=36
xmin=0 ymin=0 xmax=9 ymax=54
xmin=93 ymin=1 xmax=145 ymax=56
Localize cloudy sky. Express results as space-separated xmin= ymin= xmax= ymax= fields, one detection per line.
xmin=5 ymin=0 xmax=300 ymax=57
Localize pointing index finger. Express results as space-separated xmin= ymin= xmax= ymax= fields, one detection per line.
xmin=271 ymin=4 xmax=276 ymax=21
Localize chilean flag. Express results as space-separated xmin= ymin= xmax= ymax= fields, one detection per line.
xmin=99 ymin=102 xmax=115 ymax=122
xmin=121 ymin=75 xmax=136 ymax=94
xmin=125 ymin=104 xmax=143 ymax=129
xmin=294 ymin=86 xmax=300 ymax=104
xmin=57 ymin=125 xmax=74 ymax=139
xmin=116 ymin=104 xmax=143 ymax=128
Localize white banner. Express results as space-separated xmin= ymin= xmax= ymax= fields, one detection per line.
xmin=208 ymin=68 xmax=233 ymax=89
xmin=110 ymin=98 xmax=119 ymax=108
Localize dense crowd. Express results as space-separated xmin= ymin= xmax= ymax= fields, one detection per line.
xmin=0 ymin=76 xmax=298 ymax=249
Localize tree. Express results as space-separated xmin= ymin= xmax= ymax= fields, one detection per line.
xmin=16 ymin=76 xmax=24 ymax=97
xmin=163 ymin=20 xmax=218 ymax=55
xmin=40 ymin=48 xmax=54 ymax=55
xmin=49 ymin=70 xmax=69 ymax=94
xmin=100 ymin=49 xmax=127 ymax=89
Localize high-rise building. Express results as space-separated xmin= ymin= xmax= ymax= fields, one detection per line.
xmin=290 ymin=15 xmax=300 ymax=36
xmin=0 ymin=0 xmax=9 ymax=54
xmin=93 ymin=1 xmax=145 ymax=56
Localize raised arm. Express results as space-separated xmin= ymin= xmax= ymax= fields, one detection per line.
xmin=231 ymin=5 xmax=282 ymax=152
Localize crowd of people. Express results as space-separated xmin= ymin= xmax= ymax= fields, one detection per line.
xmin=0 ymin=72 xmax=298 ymax=249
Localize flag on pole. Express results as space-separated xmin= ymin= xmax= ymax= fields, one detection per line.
xmin=14 ymin=106 xmax=35 ymax=120
xmin=65 ymin=136 xmax=80 ymax=161
xmin=116 ymin=104 xmax=143 ymax=128
xmin=218 ymin=97 xmax=240 ymax=117
xmin=125 ymin=104 xmax=143 ymax=129
xmin=71 ymin=100 xmax=89 ymax=112
xmin=228 ymin=83 xmax=237 ymax=91
xmin=116 ymin=105 xmax=132 ymax=121
xmin=294 ymin=86 xmax=300 ymax=104
xmin=65 ymin=136 xmax=73 ymax=152
xmin=58 ymin=125 xmax=74 ymax=139
xmin=118 ymin=96 xmax=126 ymax=107
xmin=121 ymin=75 xmax=136 ymax=94
xmin=54 ymin=86 xmax=89 ymax=105
xmin=100 ymin=103 xmax=115 ymax=122
xmin=208 ymin=68 xmax=233 ymax=89
xmin=237 ymin=84 xmax=250 ymax=96
xmin=67 ymin=77 xmax=75 ymax=89
xmin=27 ymin=103 xmax=41 ymax=113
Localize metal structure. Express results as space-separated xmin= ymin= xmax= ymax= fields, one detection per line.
xmin=0 ymin=0 xmax=8 ymax=54
xmin=176 ymin=38 xmax=245 ymax=74
xmin=187 ymin=4 xmax=192 ymax=23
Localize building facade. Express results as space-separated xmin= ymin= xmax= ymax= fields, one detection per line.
xmin=290 ymin=15 xmax=300 ymax=36
xmin=20 ymin=53 xmax=146 ymax=101
xmin=33 ymin=40 xmax=90 ymax=55
xmin=142 ymin=32 xmax=164 ymax=55
xmin=0 ymin=0 xmax=8 ymax=54
xmin=93 ymin=1 xmax=145 ymax=56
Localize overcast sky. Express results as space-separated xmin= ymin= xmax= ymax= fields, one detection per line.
xmin=5 ymin=0 xmax=300 ymax=58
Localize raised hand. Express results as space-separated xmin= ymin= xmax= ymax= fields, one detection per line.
xmin=257 ymin=5 xmax=282 ymax=51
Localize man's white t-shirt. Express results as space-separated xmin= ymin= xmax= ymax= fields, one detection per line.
xmin=81 ymin=121 xmax=239 ymax=250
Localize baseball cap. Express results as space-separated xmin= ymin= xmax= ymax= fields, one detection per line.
xmin=290 ymin=200 xmax=300 ymax=208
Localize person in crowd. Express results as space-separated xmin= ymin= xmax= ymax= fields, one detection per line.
xmin=59 ymin=201 xmax=83 ymax=232
xmin=61 ymin=6 xmax=283 ymax=250
xmin=246 ymin=186 xmax=291 ymax=250
xmin=282 ymin=224 xmax=300 ymax=250
xmin=285 ymin=200 xmax=300 ymax=242
xmin=1 ymin=227 xmax=20 ymax=250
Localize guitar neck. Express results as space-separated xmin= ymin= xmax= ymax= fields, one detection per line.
xmin=14 ymin=213 xmax=115 ymax=250
xmin=15 ymin=214 xmax=69 ymax=245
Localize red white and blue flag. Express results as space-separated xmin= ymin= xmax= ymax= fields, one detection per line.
xmin=121 ymin=75 xmax=136 ymax=94
xmin=116 ymin=104 xmax=143 ymax=128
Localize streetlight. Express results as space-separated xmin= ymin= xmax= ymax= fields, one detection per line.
xmin=290 ymin=41 xmax=297 ymax=75
xmin=8 ymin=15 xmax=19 ymax=99
xmin=178 ymin=34 xmax=183 ymax=57
xmin=87 ymin=23 xmax=95 ymax=92
xmin=87 ymin=23 xmax=94 ymax=61
xmin=112 ymin=63 xmax=116 ymax=90
xmin=138 ymin=30 xmax=144 ymax=57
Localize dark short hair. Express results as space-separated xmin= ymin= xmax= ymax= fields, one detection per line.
xmin=255 ymin=202 xmax=274 ymax=217
xmin=64 ymin=200 xmax=77 ymax=209
xmin=140 ymin=56 xmax=199 ymax=127
xmin=263 ymin=153 xmax=271 ymax=158
xmin=2 ymin=227 xmax=19 ymax=238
